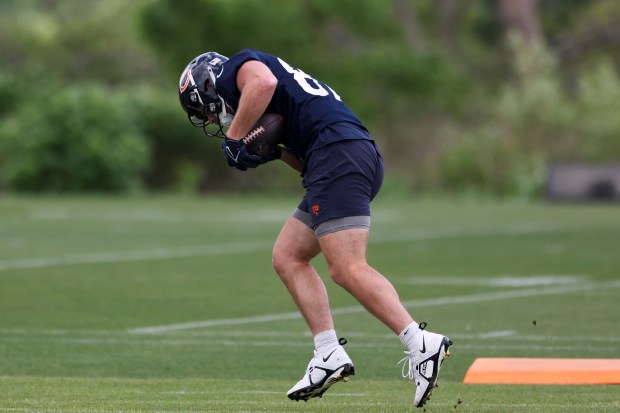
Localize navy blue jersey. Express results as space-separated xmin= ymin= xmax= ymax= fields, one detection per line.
xmin=215 ymin=49 xmax=370 ymax=160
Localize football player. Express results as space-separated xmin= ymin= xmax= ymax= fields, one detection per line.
xmin=179 ymin=49 xmax=452 ymax=408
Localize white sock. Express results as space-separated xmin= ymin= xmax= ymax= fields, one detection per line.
xmin=398 ymin=321 xmax=421 ymax=352
xmin=314 ymin=329 xmax=339 ymax=354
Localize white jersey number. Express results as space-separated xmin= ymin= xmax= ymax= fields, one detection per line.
xmin=278 ymin=58 xmax=341 ymax=101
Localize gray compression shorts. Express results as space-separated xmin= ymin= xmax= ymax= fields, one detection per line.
xmin=292 ymin=208 xmax=370 ymax=238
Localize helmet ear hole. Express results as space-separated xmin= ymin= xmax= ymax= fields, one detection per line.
xmin=189 ymin=90 xmax=199 ymax=103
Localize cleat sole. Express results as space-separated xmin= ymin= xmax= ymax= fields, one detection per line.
xmin=287 ymin=363 xmax=355 ymax=402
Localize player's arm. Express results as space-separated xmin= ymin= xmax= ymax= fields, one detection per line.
xmin=222 ymin=60 xmax=279 ymax=170
xmin=280 ymin=148 xmax=303 ymax=173
xmin=225 ymin=60 xmax=277 ymax=140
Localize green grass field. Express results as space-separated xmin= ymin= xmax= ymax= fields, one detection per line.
xmin=1 ymin=195 xmax=619 ymax=412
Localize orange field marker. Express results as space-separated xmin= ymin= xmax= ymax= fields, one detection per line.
xmin=463 ymin=358 xmax=620 ymax=384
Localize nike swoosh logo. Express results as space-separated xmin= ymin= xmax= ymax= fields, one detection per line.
xmin=216 ymin=67 xmax=224 ymax=78
xmin=420 ymin=337 xmax=427 ymax=353
xmin=226 ymin=146 xmax=240 ymax=163
xmin=322 ymin=349 xmax=338 ymax=362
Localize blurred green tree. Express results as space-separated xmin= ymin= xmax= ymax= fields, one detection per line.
xmin=0 ymin=0 xmax=618 ymax=195
xmin=0 ymin=84 xmax=148 ymax=192
xmin=435 ymin=37 xmax=620 ymax=197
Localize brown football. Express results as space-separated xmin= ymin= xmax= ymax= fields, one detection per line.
xmin=242 ymin=113 xmax=284 ymax=157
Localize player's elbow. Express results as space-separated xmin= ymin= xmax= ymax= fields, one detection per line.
xmin=256 ymin=72 xmax=277 ymax=94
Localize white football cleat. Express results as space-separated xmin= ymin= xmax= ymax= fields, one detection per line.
xmin=287 ymin=339 xmax=355 ymax=401
xmin=399 ymin=323 xmax=452 ymax=408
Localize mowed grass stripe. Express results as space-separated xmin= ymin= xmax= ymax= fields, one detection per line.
xmin=2 ymin=326 xmax=619 ymax=343
xmin=1 ymin=377 xmax=618 ymax=413
xmin=0 ymin=221 xmax=581 ymax=271
xmin=127 ymin=279 xmax=620 ymax=333
xmin=0 ymin=336 xmax=616 ymax=354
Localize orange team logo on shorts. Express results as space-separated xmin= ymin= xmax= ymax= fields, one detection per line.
xmin=312 ymin=204 xmax=320 ymax=216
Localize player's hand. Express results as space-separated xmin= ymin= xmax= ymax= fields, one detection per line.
xmin=222 ymin=137 xmax=265 ymax=171
xmin=264 ymin=146 xmax=282 ymax=162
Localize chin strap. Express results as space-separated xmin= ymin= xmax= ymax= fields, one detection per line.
xmin=206 ymin=66 xmax=234 ymax=130
xmin=217 ymin=96 xmax=234 ymax=127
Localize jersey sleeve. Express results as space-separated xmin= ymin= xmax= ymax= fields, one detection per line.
xmin=214 ymin=49 xmax=263 ymax=108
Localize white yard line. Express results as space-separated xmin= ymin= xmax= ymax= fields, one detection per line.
xmin=0 ymin=222 xmax=564 ymax=271
xmin=394 ymin=275 xmax=586 ymax=287
xmin=128 ymin=279 xmax=620 ymax=334
xmin=128 ymin=312 xmax=304 ymax=334
xmin=0 ymin=241 xmax=271 ymax=271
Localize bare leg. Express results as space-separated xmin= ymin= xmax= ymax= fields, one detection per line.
xmin=272 ymin=216 xmax=333 ymax=335
xmin=318 ymin=228 xmax=414 ymax=335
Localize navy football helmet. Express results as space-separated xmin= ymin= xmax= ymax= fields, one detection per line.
xmin=179 ymin=52 xmax=233 ymax=137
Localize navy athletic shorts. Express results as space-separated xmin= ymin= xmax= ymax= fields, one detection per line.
xmin=296 ymin=134 xmax=384 ymax=232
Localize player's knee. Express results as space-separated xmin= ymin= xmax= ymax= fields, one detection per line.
xmin=272 ymin=246 xmax=300 ymax=276
xmin=271 ymin=247 xmax=286 ymax=275
xmin=327 ymin=261 xmax=365 ymax=287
